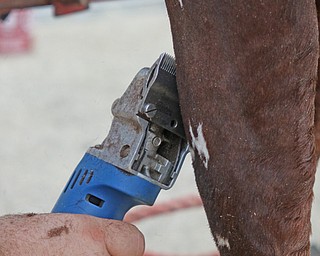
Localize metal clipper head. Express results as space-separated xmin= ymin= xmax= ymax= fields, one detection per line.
xmin=88 ymin=53 xmax=188 ymax=189
xmin=140 ymin=53 xmax=185 ymax=139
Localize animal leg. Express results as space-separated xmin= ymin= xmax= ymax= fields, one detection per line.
xmin=166 ymin=1 xmax=319 ymax=255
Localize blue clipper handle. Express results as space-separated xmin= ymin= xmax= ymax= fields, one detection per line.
xmin=52 ymin=153 xmax=161 ymax=220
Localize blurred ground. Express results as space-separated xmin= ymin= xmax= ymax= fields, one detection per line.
xmin=0 ymin=0 xmax=318 ymax=254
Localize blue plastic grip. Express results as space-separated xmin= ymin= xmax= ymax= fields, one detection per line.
xmin=52 ymin=153 xmax=161 ymax=220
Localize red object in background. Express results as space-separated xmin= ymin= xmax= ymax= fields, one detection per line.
xmin=53 ymin=0 xmax=88 ymax=16
xmin=0 ymin=10 xmax=32 ymax=54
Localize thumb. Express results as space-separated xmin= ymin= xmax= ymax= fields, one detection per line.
xmin=97 ymin=219 xmax=145 ymax=256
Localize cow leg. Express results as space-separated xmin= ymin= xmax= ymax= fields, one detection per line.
xmin=316 ymin=1 xmax=320 ymax=157
xmin=313 ymin=0 xmax=320 ymax=251
xmin=165 ymin=1 xmax=318 ymax=255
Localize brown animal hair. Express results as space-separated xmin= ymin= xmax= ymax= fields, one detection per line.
xmin=166 ymin=1 xmax=319 ymax=255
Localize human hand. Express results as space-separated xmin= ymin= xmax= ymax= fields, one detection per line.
xmin=0 ymin=213 xmax=144 ymax=256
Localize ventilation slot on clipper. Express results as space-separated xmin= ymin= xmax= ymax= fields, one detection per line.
xmin=70 ymin=169 xmax=82 ymax=190
xmin=78 ymin=170 xmax=94 ymax=185
xmin=86 ymin=194 xmax=104 ymax=208
xmin=64 ymin=170 xmax=77 ymax=193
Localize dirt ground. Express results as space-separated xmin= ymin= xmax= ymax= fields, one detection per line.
xmin=0 ymin=0 xmax=318 ymax=253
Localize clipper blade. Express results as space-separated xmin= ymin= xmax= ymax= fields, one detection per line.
xmin=160 ymin=53 xmax=176 ymax=76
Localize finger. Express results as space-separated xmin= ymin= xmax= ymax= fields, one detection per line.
xmin=96 ymin=219 xmax=145 ymax=256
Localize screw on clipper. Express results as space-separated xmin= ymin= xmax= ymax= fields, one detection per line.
xmin=142 ymin=103 xmax=157 ymax=118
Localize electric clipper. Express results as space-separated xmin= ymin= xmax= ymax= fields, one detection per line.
xmin=52 ymin=53 xmax=189 ymax=220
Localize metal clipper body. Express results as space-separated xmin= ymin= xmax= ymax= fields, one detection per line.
xmin=52 ymin=53 xmax=188 ymax=220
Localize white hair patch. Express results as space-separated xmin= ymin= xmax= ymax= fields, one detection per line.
xmin=189 ymin=122 xmax=210 ymax=169
xmin=178 ymin=0 xmax=184 ymax=8
xmin=215 ymin=234 xmax=231 ymax=250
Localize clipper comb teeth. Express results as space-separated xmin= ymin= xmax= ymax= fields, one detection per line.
xmin=160 ymin=53 xmax=176 ymax=76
